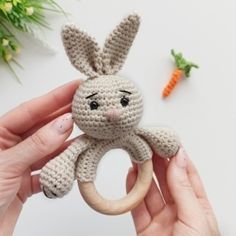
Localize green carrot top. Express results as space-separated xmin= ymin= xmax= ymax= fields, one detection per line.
xmin=171 ymin=49 xmax=199 ymax=77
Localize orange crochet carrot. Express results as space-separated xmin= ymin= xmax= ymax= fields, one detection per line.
xmin=162 ymin=49 xmax=199 ymax=98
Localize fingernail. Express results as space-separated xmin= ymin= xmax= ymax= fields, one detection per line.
xmin=52 ymin=113 xmax=73 ymax=134
xmin=175 ymin=148 xmax=188 ymax=168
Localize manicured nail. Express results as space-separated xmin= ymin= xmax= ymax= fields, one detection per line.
xmin=52 ymin=113 xmax=73 ymax=134
xmin=175 ymin=148 xmax=188 ymax=168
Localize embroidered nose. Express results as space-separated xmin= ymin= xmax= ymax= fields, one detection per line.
xmin=105 ymin=109 xmax=121 ymax=122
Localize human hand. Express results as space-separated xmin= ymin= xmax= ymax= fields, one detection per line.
xmin=126 ymin=148 xmax=220 ymax=236
xmin=0 ymin=80 xmax=79 ymax=236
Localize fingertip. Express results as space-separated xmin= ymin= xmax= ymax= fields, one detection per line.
xmin=167 ymin=148 xmax=188 ymax=186
xmin=7 ymin=113 xmax=74 ymax=172
xmin=175 ymin=148 xmax=188 ymax=168
xmin=73 ymin=79 xmax=82 ymax=87
xmin=167 ymin=148 xmax=201 ymax=217
xmin=52 ymin=113 xmax=74 ymax=135
xmin=128 ymin=167 xmax=133 ymax=173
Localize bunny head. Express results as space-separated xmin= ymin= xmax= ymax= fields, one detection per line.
xmin=62 ymin=14 xmax=143 ymax=139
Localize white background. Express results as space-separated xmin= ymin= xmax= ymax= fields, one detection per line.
xmin=0 ymin=0 xmax=235 ymax=235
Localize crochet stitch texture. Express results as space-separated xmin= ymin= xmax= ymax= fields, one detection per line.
xmin=40 ymin=14 xmax=180 ymax=201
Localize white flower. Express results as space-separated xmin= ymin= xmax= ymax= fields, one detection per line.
xmin=26 ymin=6 xmax=34 ymax=16
xmin=4 ymin=2 xmax=12 ymax=12
xmin=4 ymin=53 xmax=12 ymax=62
xmin=2 ymin=38 xmax=9 ymax=46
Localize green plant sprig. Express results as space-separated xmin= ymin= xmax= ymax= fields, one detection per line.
xmin=0 ymin=0 xmax=64 ymax=82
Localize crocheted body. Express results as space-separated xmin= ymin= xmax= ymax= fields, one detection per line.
xmin=76 ymin=132 xmax=152 ymax=182
xmin=39 ymin=14 xmax=181 ymax=205
xmin=40 ymin=127 xmax=179 ymax=198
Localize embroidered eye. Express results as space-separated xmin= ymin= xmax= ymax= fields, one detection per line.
xmin=90 ymin=101 xmax=99 ymax=110
xmin=120 ymin=96 xmax=129 ymax=107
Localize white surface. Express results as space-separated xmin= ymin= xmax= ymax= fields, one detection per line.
xmin=0 ymin=0 xmax=235 ymax=235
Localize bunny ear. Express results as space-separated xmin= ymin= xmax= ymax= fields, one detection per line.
xmin=102 ymin=14 xmax=140 ymax=74
xmin=62 ymin=24 xmax=103 ymax=77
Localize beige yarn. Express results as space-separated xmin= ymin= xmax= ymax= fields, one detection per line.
xmin=135 ymin=127 xmax=180 ymax=159
xmin=62 ymin=14 xmax=140 ymax=76
xmin=62 ymin=26 xmax=103 ymax=77
xmin=72 ymin=75 xmax=143 ymax=139
xmin=40 ymin=14 xmax=180 ymax=201
xmin=76 ymin=132 xmax=153 ymax=182
xmin=40 ymin=135 xmax=92 ymax=198
xmin=102 ymin=14 xmax=140 ymax=74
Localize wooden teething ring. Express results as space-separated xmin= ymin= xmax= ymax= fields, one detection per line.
xmin=78 ymin=159 xmax=153 ymax=215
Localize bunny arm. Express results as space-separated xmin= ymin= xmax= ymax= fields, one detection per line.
xmin=135 ymin=127 xmax=180 ymax=159
xmin=40 ymin=134 xmax=93 ymax=198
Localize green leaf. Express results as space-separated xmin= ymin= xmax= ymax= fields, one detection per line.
xmin=13 ymin=0 xmax=22 ymax=6
xmin=171 ymin=49 xmax=199 ymax=78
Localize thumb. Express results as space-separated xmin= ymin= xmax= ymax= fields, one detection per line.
xmin=3 ymin=113 xmax=73 ymax=173
xmin=167 ymin=148 xmax=203 ymax=219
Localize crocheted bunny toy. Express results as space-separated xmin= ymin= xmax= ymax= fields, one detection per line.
xmin=40 ymin=14 xmax=180 ymax=215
